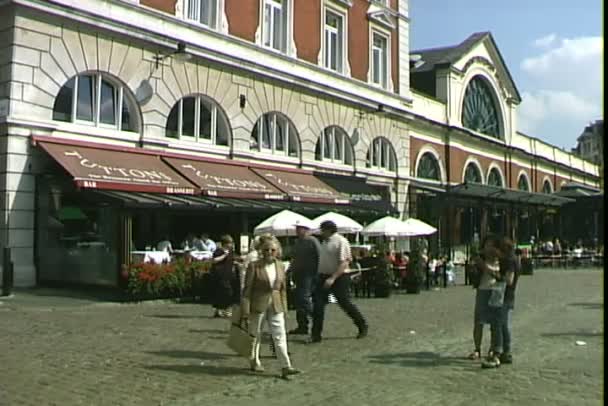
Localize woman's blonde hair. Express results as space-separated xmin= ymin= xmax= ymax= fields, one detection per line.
xmin=256 ymin=233 xmax=282 ymax=259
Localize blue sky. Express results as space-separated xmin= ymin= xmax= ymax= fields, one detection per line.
xmin=409 ymin=0 xmax=603 ymax=150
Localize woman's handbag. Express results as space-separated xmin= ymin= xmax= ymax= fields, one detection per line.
xmin=226 ymin=305 xmax=254 ymax=357
xmin=488 ymin=281 xmax=506 ymax=308
xmin=227 ymin=322 xmax=254 ymax=357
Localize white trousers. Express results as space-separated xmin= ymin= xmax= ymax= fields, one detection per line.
xmin=248 ymin=310 xmax=291 ymax=369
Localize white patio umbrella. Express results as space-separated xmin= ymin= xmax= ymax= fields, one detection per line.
xmin=360 ymin=216 xmax=411 ymax=237
xmin=313 ymin=212 xmax=364 ymax=234
xmin=253 ymin=210 xmax=316 ymax=237
xmin=401 ymin=217 xmax=437 ymax=237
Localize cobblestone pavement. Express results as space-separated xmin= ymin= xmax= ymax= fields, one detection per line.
xmin=0 ymin=269 xmax=603 ymax=406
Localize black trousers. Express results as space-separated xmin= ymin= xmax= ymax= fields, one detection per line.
xmin=312 ymin=274 xmax=367 ymax=339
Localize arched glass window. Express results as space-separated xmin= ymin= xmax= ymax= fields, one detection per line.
xmin=315 ymin=126 xmax=353 ymax=165
xmin=487 ymin=168 xmax=503 ymax=187
xmin=52 ymin=73 xmax=139 ymax=132
xmin=464 ymin=162 xmax=483 ymax=184
xmin=542 ymin=180 xmax=552 ymax=194
xmin=166 ymin=94 xmax=230 ymax=146
xmin=366 ymin=137 xmax=396 ymax=172
xmin=517 ymin=175 xmax=530 ymax=191
xmin=250 ymin=112 xmax=299 ymax=157
xmin=416 ymin=152 xmax=441 ymax=181
xmin=462 ymin=75 xmax=500 ymax=139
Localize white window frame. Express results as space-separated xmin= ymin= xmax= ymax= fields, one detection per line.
xmin=317 ymin=126 xmax=353 ymax=165
xmin=263 ymin=0 xmax=286 ymax=52
xmin=257 ymin=0 xmax=295 ymax=55
xmin=184 ymin=0 xmax=219 ymax=29
xmin=370 ymin=29 xmax=390 ymax=89
xmin=322 ymin=6 xmax=347 ymax=74
xmin=166 ymin=95 xmax=229 ymax=146
xmin=55 ymin=73 xmax=137 ymax=132
xmin=367 ymin=137 xmax=396 ymax=172
xmin=251 ymin=112 xmax=299 ymax=158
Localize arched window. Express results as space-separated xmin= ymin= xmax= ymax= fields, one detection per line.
xmin=487 ymin=167 xmax=503 ymax=187
xmin=464 ymin=162 xmax=483 ymax=184
xmin=52 ymin=73 xmax=139 ymax=132
xmin=416 ymin=152 xmax=441 ymax=181
xmin=366 ymin=137 xmax=397 ymax=172
xmin=250 ymin=112 xmax=299 ymax=157
xmin=462 ymin=75 xmax=501 ymax=139
xmin=166 ymin=94 xmax=230 ymax=146
xmin=315 ymin=126 xmax=354 ymax=165
xmin=517 ymin=174 xmax=530 ymax=191
xmin=542 ymin=180 xmax=553 ymax=194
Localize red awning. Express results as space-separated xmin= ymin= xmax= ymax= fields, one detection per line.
xmin=250 ymin=168 xmax=348 ymax=204
xmin=38 ymin=142 xmax=196 ymax=194
xmin=164 ymin=157 xmax=285 ymax=200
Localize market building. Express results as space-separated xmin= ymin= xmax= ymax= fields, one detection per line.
xmin=0 ymin=0 xmax=600 ymax=288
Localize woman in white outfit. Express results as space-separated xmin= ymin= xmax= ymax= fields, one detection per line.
xmin=240 ymin=236 xmax=300 ymax=379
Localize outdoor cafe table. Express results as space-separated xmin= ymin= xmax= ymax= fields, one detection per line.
xmin=130 ymin=250 xmax=171 ymax=264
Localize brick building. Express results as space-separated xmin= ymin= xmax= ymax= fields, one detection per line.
xmin=0 ymin=0 xmax=600 ymax=287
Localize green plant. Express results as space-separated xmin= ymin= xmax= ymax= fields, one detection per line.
xmin=122 ymin=258 xmax=212 ymax=299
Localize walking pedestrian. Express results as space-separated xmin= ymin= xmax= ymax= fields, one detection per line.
xmin=310 ymin=220 xmax=368 ymax=343
xmin=287 ymin=222 xmax=321 ymax=335
xmin=210 ymin=235 xmax=239 ymax=318
xmin=240 ymin=236 xmax=301 ymax=379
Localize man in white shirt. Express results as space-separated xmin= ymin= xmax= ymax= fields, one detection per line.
xmin=156 ymin=236 xmax=173 ymax=253
xmin=310 ymin=220 xmax=368 ymax=343
xmin=202 ymin=234 xmax=217 ymax=252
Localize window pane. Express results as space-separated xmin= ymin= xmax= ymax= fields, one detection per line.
xmin=373 ymin=49 xmax=380 ymax=84
xmin=334 ymin=130 xmax=342 ymax=160
xmin=166 ymin=104 xmax=179 ymax=138
xmin=215 ymin=110 xmax=229 ymax=146
xmin=263 ymin=4 xmax=272 ymax=47
xmin=121 ymin=98 xmax=135 ymax=132
xmin=372 ymin=141 xmax=379 ymax=166
xmin=380 ymin=141 xmax=387 ymax=168
xmin=200 ymin=0 xmax=214 ymax=26
xmin=366 ymin=148 xmax=371 ymax=168
xmin=76 ymin=75 xmax=95 ymax=122
xmin=53 ymin=77 xmax=75 ymax=122
xmin=262 ymin=115 xmax=272 ymax=148
xmin=275 ymin=116 xmax=285 ymax=151
xmin=315 ymin=139 xmax=322 ymax=160
xmin=250 ymin=122 xmax=260 ymax=149
xmin=187 ymin=0 xmax=198 ymax=20
xmin=288 ymin=123 xmax=298 ymax=157
xmin=99 ymin=79 xmax=116 ymax=125
xmin=329 ymin=31 xmax=337 ymax=70
xmin=323 ymin=129 xmax=331 ymax=159
xmin=273 ymin=6 xmax=283 ymax=51
xmin=199 ymin=99 xmax=212 ymax=139
xmin=182 ymin=97 xmax=196 ymax=138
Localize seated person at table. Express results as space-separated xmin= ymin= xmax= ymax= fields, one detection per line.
xmin=201 ymin=234 xmax=217 ymax=252
xmin=156 ymin=236 xmax=173 ymax=253
xmin=191 ymin=235 xmax=207 ymax=251
xmin=180 ymin=233 xmax=195 ymax=250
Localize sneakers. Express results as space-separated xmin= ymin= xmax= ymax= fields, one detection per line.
xmin=500 ymin=353 xmax=513 ymax=364
xmin=281 ymin=367 xmax=302 ymax=380
xmin=249 ymin=359 xmax=264 ymax=373
xmin=356 ymin=325 xmax=369 ymax=339
xmin=481 ymin=355 xmax=501 ymax=369
xmin=308 ymin=336 xmax=322 ymax=344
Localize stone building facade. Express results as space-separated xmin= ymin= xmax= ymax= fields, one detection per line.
xmin=0 ymin=0 xmax=600 ymax=287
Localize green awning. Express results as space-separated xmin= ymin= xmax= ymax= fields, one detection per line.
xmin=448 ymin=183 xmax=575 ymax=207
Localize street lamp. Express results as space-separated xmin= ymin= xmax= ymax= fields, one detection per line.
xmin=153 ymin=42 xmax=192 ymax=69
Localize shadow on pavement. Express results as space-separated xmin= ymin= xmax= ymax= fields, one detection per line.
xmin=145 ymin=314 xmax=215 ymax=320
xmin=146 ymin=350 xmax=236 ymax=360
xmin=189 ymin=328 xmax=227 ymax=334
xmin=146 ymin=364 xmax=275 ymax=378
xmin=367 ymin=351 xmax=471 ymax=368
xmin=567 ymin=302 xmax=603 ymax=310
xmin=540 ymin=331 xmax=603 ymax=338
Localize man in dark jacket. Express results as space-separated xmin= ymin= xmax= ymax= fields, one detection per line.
xmin=288 ymin=222 xmax=321 ymax=335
